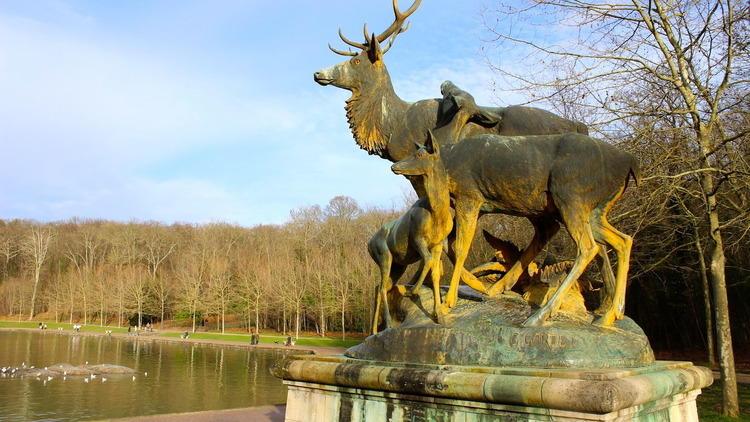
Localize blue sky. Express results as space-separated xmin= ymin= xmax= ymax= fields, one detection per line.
xmin=0 ymin=0 xmax=527 ymax=226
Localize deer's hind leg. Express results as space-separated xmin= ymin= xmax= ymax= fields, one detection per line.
xmin=523 ymin=207 xmax=598 ymax=327
xmin=372 ymin=251 xmax=396 ymax=335
xmin=590 ymin=188 xmax=632 ymax=327
xmin=488 ymin=217 xmax=559 ymax=296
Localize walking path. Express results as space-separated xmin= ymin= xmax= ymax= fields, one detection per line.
xmin=713 ymin=371 xmax=750 ymax=384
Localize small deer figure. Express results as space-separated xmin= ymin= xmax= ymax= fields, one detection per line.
xmin=368 ymin=132 xmax=453 ymax=334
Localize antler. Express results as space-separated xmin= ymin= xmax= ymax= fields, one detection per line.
xmin=328 ymin=43 xmax=357 ymax=56
xmin=376 ymin=0 xmax=422 ymax=43
xmin=381 ymin=22 xmax=409 ymax=54
xmin=329 ymin=0 xmax=421 ymax=56
xmin=338 ymin=27 xmax=366 ymax=50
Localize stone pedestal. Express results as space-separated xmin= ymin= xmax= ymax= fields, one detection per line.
xmin=274 ymin=355 xmax=712 ymax=422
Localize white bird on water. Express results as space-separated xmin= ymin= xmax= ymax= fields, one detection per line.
xmin=91 ymin=374 xmax=97 ymax=379
xmin=144 ymin=372 xmax=148 ymax=377
xmin=102 ymin=377 xmax=107 ymax=383
xmin=84 ymin=377 xmax=89 ymax=383
xmin=132 ymin=376 xmax=136 ymax=381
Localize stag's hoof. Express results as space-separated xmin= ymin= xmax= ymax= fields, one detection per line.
xmin=521 ymin=310 xmax=549 ymax=327
xmin=435 ymin=312 xmax=446 ymax=325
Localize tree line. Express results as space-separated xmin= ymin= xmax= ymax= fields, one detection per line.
xmin=0 ymin=197 xmax=403 ymax=339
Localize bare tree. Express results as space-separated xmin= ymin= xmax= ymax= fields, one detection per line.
xmin=22 ymin=225 xmax=53 ymax=320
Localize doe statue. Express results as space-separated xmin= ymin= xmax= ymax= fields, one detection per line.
xmin=395 ymin=132 xmax=639 ymax=327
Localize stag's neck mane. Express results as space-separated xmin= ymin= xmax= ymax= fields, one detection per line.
xmin=345 ymin=81 xmax=408 ymax=159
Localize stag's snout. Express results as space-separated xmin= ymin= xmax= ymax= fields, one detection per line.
xmin=313 ymin=70 xmax=334 ymax=86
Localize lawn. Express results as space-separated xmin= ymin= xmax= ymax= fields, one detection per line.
xmin=698 ymin=382 xmax=750 ymax=421
xmin=0 ymin=320 xmax=361 ymax=348
xmin=0 ymin=321 xmax=129 ymax=333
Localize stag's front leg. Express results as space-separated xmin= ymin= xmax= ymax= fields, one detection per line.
xmin=488 ymin=218 xmax=559 ymax=296
xmin=443 ymin=199 xmax=480 ymax=311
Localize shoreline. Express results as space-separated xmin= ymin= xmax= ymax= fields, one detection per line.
xmin=0 ymin=326 xmax=347 ymax=356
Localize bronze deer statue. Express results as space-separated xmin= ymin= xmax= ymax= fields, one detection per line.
xmin=399 ymin=132 xmax=639 ymax=327
xmin=313 ymin=0 xmax=588 ymax=164
xmin=368 ymin=133 xmax=465 ymax=334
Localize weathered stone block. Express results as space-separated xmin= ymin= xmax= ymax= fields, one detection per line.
xmin=274 ymin=355 xmax=712 ymax=421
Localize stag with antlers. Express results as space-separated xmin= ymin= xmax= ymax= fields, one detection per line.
xmin=313 ymin=0 xmax=588 ymax=164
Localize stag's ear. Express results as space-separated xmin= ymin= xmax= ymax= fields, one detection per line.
xmin=425 ymin=130 xmax=439 ymax=155
xmin=367 ymin=33 xmax=383 ymax=63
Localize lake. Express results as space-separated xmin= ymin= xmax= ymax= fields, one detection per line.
xmin=0 ymin=330 xmax=291 ymax=421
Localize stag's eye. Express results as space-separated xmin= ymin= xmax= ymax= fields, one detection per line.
xmin=351 ymin=58 xmax=361 ymax=65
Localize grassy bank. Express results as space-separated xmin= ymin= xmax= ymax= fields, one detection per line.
xmin=0 ymin=321 xmax=361 ymax=348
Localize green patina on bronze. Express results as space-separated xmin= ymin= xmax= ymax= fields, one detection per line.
xmin=346 ymin=287 xmax=654 ymax=368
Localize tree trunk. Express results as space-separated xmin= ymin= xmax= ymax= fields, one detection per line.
xmin=693 ymin=232 xmax=716 ymax=367
xmin=341 ymin=301 xmax=346 ymax=341
xmin=700 ymin=170 xmax=739 ymax=417
xmin=295 ymin=301 xmax=300 ymax=340
xmin=28 ymin=267 xmax=41 ymax=320
xmin=191 ymin=302 xmax=197 ymax=333
xmin=255 ymin=296 xmax=260 ymax=334
xmin=221 ymin=298 xmax=225 ymax=334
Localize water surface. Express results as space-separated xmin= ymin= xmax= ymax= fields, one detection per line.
xmin=0 ymin=330 xmax=290 ymax=421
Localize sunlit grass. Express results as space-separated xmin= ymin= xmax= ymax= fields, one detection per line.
xmin=696 ymin=381 xmax=750 ymax=421
xmin=0 ymin=321 xmax=128 ymax=333
xmin=1 ymin=320 xmax=361 ymax=348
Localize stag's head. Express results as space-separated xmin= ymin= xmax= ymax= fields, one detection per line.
xmin=391 ymin=130 xmax=442 ymax=178
xmin=313 ymin=0 xmax=422 ymax=92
